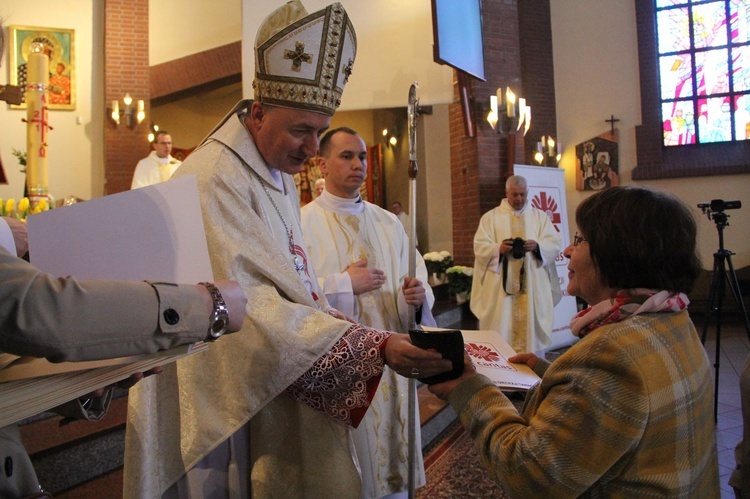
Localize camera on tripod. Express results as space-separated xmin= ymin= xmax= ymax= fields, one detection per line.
xmin=697 ymin=199 xmax=742 ymax=223
xmin=697 ymin=199 xmax=742 ymax=213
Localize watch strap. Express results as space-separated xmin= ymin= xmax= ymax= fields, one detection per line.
xmin=199 ymin=282 xmax=229 ymax=341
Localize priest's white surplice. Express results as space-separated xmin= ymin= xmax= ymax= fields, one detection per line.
xmin=301 ymin=191 xmax=434 ymax=498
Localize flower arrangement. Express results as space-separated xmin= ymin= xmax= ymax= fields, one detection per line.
xmin=423 ymin=250 xmax=453 ymax=276
xmin=446 ymin=265 xmax=473 ymax=296
xmin=0 ymin=197 xmax=50 ymax=221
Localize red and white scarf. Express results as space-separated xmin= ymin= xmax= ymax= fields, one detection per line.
xmin=570 ymin=288 xmax=689 ymax=338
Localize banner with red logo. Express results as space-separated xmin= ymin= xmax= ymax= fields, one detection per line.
xmin=514 ymin=164 xmax=577 ymax=350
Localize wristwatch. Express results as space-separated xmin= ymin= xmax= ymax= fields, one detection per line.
xmin=199 ymin=282 xmax=229 ymax=342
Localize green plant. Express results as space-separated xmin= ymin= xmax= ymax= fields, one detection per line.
xmin=446 ymin=265 xmax=473 ymax=295
xmin=12 ymin=148 xmax=27 ymax=173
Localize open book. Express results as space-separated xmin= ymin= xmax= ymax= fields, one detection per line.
xmin=423 ymin=327 xmax=541 ymax=391
xmin=0 ymin=343 xmax=208 ymax=428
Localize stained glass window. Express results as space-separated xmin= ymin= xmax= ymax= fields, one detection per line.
xmin=656 ymin=0 xmax=750 ymax=146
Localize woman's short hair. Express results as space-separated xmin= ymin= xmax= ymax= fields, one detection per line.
xmin=576 ymin=186 xmax=701 ymax=293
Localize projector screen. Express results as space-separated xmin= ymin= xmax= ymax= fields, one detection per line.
xmin=431 ymin=0 xmax=486 ymax=82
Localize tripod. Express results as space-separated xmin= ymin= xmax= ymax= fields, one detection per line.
xmin=700 ymin=210 xmax=750 ymax=421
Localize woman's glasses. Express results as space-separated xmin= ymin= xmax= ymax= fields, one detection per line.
xmin=573 ymin=232 xmax=587 ymax=247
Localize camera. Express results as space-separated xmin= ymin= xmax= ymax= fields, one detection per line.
xmin=511 ymin=237 xmax=525 ymax=259
xmin=697 ymin=199 xmax=742 ymax=213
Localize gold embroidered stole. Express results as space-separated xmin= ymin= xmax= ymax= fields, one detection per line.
xmin=509 ymin=214 xmax=528 ymax=352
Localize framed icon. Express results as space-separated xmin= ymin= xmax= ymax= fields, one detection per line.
xmin=8 ymin=25 xmax=76 ymax=110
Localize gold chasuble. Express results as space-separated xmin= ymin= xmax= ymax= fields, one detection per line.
xmin=124 ymin=104 xmax=388 ymax=498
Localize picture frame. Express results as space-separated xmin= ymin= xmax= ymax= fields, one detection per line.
xmin=574 ymin=130 xmax=620 ymax=191
xmin=8 ymin=25 xmax=76 ymax=110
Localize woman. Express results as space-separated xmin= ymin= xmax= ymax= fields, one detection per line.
xmin=430 ymin=186 xmax=719 ymax=497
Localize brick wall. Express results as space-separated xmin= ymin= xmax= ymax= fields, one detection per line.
xmin=104 ymin=0 xmax=151 ymax=194
xmin=449 ymin=0 xmax=556 ymax=266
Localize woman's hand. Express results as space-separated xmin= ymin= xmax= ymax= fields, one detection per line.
xmin=507 ymin=352 xmax=539 ymax=369
xmin=428 ymin=351 xmax=476 ymax=401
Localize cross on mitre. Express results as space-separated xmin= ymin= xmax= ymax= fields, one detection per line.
xmin=284 ymin=41 xmax=313 ymax=71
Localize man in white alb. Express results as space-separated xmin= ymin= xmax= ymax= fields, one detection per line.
xmin=301 ymin=127 xmax=435 ymax=498
xmin=130 ymin=130 xmax=181 ymax=189
xmin=471 ymin=175 xmax=562 ymax=353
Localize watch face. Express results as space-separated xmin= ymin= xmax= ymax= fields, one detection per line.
xmin=210 ymin=318 xmax=227 ymax=338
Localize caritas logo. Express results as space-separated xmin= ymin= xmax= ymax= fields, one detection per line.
xmin=531 ymin=190 xmax=562 ymax=232
xmin=465 ymin=342 xmax=517 ymax=372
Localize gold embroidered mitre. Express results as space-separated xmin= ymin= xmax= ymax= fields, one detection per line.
xmin=253 ymin=0 xmax=356 ymax=116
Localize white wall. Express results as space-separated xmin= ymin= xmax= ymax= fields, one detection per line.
xmin=551 ymin=0 xmax=750 ymax=270
xmin=241 ymin=0 xmax=455 ymax=110
xmin=149 ymin=0 xmax=242 ymax=65
xmin=0 ymin=0 xmax=102 ymax=202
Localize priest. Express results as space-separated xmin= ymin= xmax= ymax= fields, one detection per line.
xmin=471 ymin=175 xmax=562 ymax=353
xmin=123 ymin=3 xmax=450 ymax=498
xmin=301 ymin=127 xmax=435 ymax=498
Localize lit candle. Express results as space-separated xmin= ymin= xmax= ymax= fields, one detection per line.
xmin=523 ymin=105 xmax=532 ymax=135
xmin=517 ymin=98 xmax=526 ymax=131
xmin=25 ymin=42 xmax=50 ymax=197
xmin=487 ymin=95 xmax=498 ymax=129
xmin=537 ymin=141 xmax=544 ymax=153
xmin=136 ymin=100 xmax=145 ymax=123
xmin=547 ymin=137 xmax=556 ymax=157
xmin=506 ymin=87 xmax=516 ymax=118
xmin=111 ymin=100 xmax=120 ymax=124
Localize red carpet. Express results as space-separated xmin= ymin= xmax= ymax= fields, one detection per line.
xmin=417 ymin=419 xmax=507 ymax=498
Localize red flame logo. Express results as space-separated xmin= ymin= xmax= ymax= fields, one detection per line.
xmin=532 ymin=191 xmax=561 ymax=232
xmin=466 ymin=342 xmax=501 ymax=362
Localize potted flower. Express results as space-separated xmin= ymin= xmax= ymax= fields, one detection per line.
xmin=0 ymin=196 xmax=50 ymax=221
xmin=423 ymin=250 xmax=453 ymax=285
xmin=446 ymin=265 xmax=473 ymax=304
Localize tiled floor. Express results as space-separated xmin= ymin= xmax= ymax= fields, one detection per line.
xmin=702 ymin=312 xmax=750 ymax=498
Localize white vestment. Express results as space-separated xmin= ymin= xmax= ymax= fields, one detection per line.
xmin=301 ymin=191 xmax=434 ymax=498
xmin=124 ymin=101 xmax=386 ymax=498
xmin=470 ymin=199 xmax=561 ymax=353
xmin=395 ymin=211 xmax=417 ymax=246
xmin=130 ymin=151 xmax=181 ymax=189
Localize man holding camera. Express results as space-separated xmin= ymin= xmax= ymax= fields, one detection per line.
xmin=470 ymin=175 xmax=562 ymax=353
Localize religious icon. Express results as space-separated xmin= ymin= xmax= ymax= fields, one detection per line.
xmin=8 ymin=25 xmax=76 ymax=110
xmin=575 ymin=130 xmax=620 ymax=191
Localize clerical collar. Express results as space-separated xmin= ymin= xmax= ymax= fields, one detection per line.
xmin=502 ymin=198 xmax=527 ymax=215
xmin=316 ymin=189 xmax=364 ymax=215
xmin=151 ymin=151 xmax=172 ymax=165
xmin=267 ymin=168 xmax=286 ymax=194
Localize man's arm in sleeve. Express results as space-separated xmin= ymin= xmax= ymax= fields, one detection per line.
xmin=0 ymin=248 xmax=209 ymax=361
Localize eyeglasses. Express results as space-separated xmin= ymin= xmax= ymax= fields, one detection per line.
xmin=573 ymin=232 xmax=587 ymax=247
